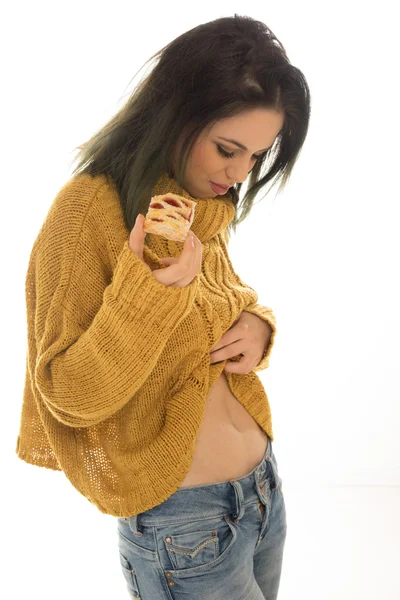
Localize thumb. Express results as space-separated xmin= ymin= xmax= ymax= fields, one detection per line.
xmin=129 ymin=214 xmax=147 ymax=259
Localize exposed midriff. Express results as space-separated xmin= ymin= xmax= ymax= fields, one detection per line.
xmin=179 ymin=371 xmax=269 ymax=487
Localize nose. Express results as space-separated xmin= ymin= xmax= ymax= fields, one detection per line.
xmin=226 ymin=162 xmax=252 ymax=185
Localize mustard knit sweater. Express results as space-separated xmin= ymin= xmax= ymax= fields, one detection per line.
xmin=15 ymin=171 xmax=277 ymax=518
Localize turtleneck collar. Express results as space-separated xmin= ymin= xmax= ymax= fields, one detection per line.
xmin=150 ymin=172 xmax=235 ymax=243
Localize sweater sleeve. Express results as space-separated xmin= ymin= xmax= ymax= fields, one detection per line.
xmin=220 ymin=228 xmax=277 ymax=372
xmin=242 ymin=303 xmax=277 ymax=372
xmin=30 ymin=181 xmax=199 ymax=428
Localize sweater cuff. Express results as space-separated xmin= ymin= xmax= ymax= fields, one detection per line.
xmin=111 ymin=240 xmax=198 ymax=328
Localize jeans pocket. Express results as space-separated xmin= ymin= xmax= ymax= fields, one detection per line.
xmin=118 ymin=552 xmax=142 ymax=599
xmin=161 ymin=514 xmax=237 ymax=574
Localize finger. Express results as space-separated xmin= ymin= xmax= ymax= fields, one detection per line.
xmin=210 ymin=341 xmax=223 ymax=352
xmin=166 ymin=233 xmax=201 ymax=286
xmin=210 ymin=337 xmax=251 ymax=363
xmin=129 ymin=214 xmax=147 ymax=261
xmin=210 ymin=320 xmax=241 ymax=351
xmin=159 ymin=257 xmax=180 ymax=265
xmin=225 ymin=353 xmax=259 ymax=374
xmin=152 ymin=234 xmax=198 ymax=287
xmin=224 ymin=358 xmax=249 ymax=374
xmin=224 ymin=361 xmax=243 ymax=373
xmin=211 ymin=333 xmax=243 ymax=356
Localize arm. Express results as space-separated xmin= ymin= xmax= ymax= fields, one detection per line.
xmin=220 ymin=228 xmax=277 ymax=372
xmin=30 ymin=185 xmax=198 ymax=428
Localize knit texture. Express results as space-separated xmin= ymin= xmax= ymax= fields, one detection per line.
xmin=15 ymin=171 xmax=277 ymax=517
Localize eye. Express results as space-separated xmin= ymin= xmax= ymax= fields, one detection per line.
xmin=216 ymin=144 xmax=265 ymax=161
xmin=216 ymin=144 xmax=235 ymax=159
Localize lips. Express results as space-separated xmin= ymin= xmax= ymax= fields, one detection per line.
xmin=211 ymin=181 xmax=229 ymax=190
xmin=210 ymin=181 xmax=230 ymax=194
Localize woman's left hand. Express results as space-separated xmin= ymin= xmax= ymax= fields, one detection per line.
xmin=209 ymin=311 xmax=272 ymax=374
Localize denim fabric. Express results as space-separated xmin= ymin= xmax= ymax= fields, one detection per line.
xmin=116 ymin=436 xmax=287 ymax=599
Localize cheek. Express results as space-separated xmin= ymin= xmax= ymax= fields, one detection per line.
xmin=201 ymin=143 xmax=223 ymax=171
xmin=189 ymin=142 xmax=207 ymax=169
xmin=190 ymin=141 xmax=222 ymax=174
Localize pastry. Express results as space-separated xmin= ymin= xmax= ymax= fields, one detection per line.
xmin=143 ymin=193 xmax=196 ymax=242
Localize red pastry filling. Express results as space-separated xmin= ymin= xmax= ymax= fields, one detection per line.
xmin=149 ymin=198 xmax=192 ymax=223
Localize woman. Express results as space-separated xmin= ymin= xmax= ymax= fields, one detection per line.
xmin=16 ymin=14 xmax=310 ymax=600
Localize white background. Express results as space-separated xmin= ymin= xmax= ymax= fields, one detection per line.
xmin=2 ymin=1 xmax=399 ymax=599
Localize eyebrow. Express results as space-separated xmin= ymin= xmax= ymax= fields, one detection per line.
xmin=216 ymin=136 xmax=273 ymax=153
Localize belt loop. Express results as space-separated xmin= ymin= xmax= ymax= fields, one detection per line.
xmin=229 ymin=479 xmax=245 ymax=522
xmin=128 ymin=514 xmax=143 ymax=536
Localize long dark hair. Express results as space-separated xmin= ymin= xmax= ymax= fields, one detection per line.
xmin=70 ymin=14 xmax=311 ymax=245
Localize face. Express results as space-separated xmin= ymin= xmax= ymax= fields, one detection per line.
xmin=170 ymin=108 xmax=285 ymax=198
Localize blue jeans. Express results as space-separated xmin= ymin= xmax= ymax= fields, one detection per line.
xmin=116 ymin=435 xmax=287 ymax=599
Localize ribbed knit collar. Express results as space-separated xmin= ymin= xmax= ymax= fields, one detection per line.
xmin=151 ymin=172 xmax=235 ymax=243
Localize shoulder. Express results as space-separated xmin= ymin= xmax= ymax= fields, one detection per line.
xmin=28 ymin=173 xmax=128 ymax=288
xmin=36 ymin=172 xmax=127 ymax=251
xmin=44 ymin=172 xmax=120 ymax=226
